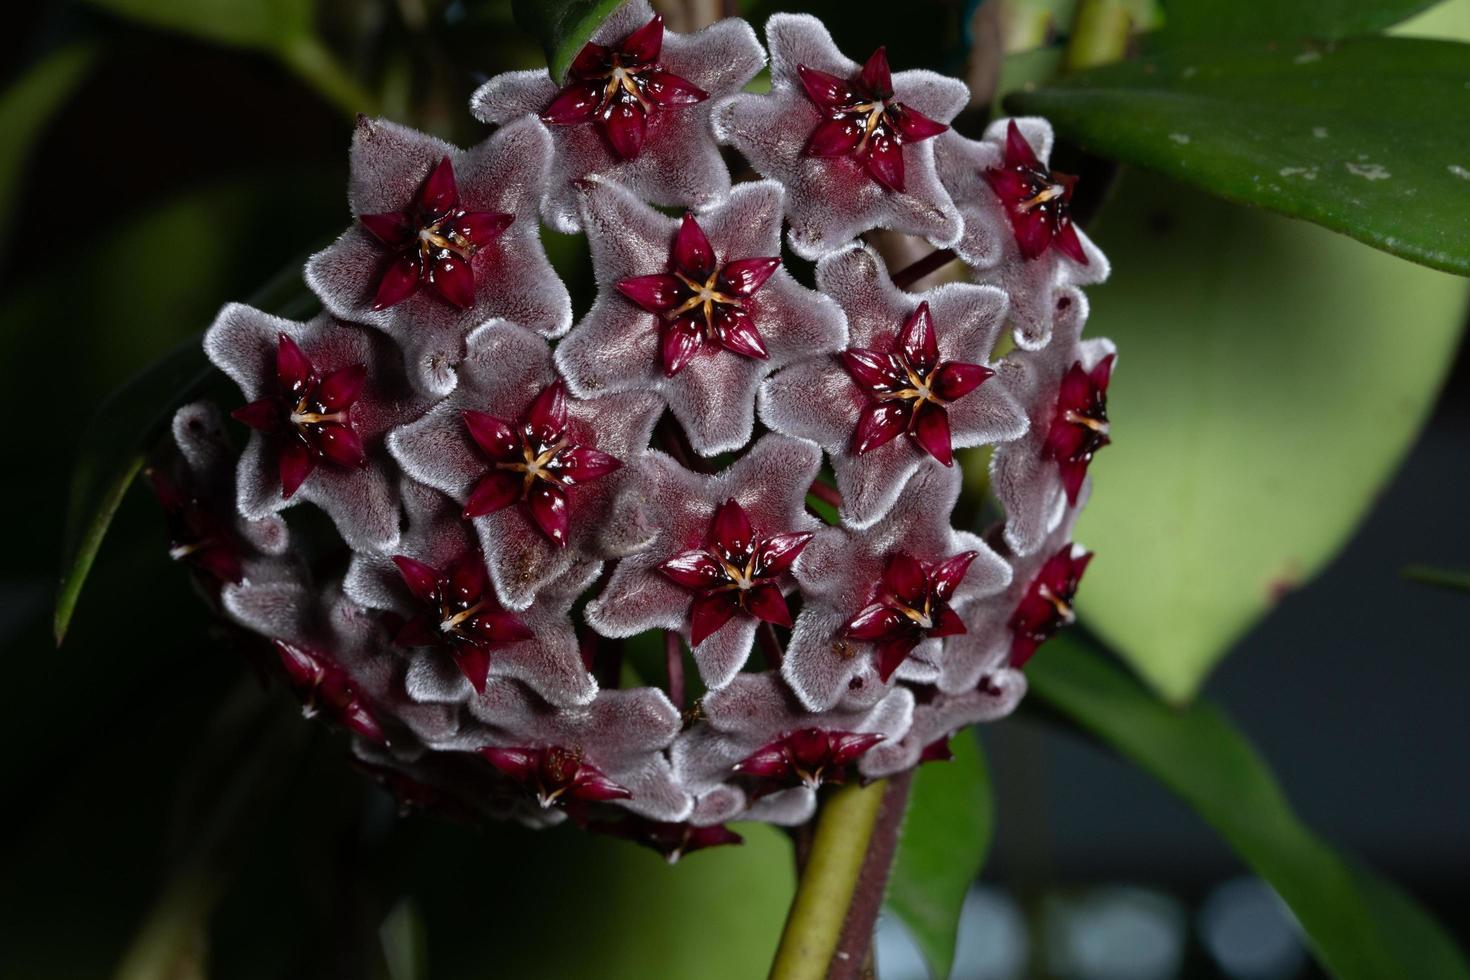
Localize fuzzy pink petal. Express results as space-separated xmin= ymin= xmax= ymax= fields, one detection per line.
xmin=673 ymin=212 xmax=717 ymax=280
xmin=718 ymin=257 xmax=781 ymax=297
xmin=912 ymin=402 xmax=954 ymax=466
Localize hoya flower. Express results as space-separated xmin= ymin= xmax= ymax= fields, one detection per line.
xmin=990 ymin=285 xmax=1116 ymax=556
xmin=274 ymin=639 xmax=388 ymax=746
xmin=714 ymin=14 xmax=969 ymax=259
xmin=935 ymin=117 xmax=1109 ymax=349
xmin=936 ymin=491 xmax=1089 ymax=693
xmin=590 ymin=817 xmax=743 ymax=864
xmin=306 ymin=116 xmax=571 ymax=395
xmin=148 ymin=402 xmax=290 ymax=591
xmin=586 ymin=435 xmax=822 ymax=689
xmin=472 ymin=0 xmax=764 ymax=232
xmin=344 ymin=478 xmax=599 ymax=708
xmin=784 ymin=464 xmax=1011 ymax=711
xmin=760 ymin=244 xmax=1025 ymax=527
xmin=466 ymin=679 xmax=692 ymax=823
xmin=205 ymin=305 xmax=428 ymax=552
xmin=480 ymin=744 xmax=631 ymax=809
xmin=671 ymin=671 xmax=913 ymax=825
xmin=859 ymin=674 xmax=1027 ymax=779
xmin=557 ymin=178 xmax=846 ymax=455
xmin=389 ymin=321 xmax=660 ymax=610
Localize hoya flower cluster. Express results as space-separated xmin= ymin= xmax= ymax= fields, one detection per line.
xmin=155 ymin=1 xmax=1114 ymax=860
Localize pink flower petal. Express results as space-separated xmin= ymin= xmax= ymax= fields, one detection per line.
xmin=372 ymin=254 xmax=421 ymax=310
xmin=417 ymin=156 xmax=459 ymax=216
xmin=1092 ymin=353 xmax=1116 ymax=390
xmin=462 ymin=410 xmax=518 ymax=461
xmin=358 ymin=211 xmax=411 ymax=247
xmin=804 ymin=116 xmax=863 ymax=158
xmin=317 ymin=364 xmax=366 ymax=411
xmin=1053 ymin=219 xmax=1090 ymax=265
xmin=621 ymin=13 xmax=664 ymax=63
xmin=863 ymin=133 xmax=905 ymax=192
xmin=673 ymin=212 xmax=717 ymax=280
xmin=429 ymin=254 xmax=475 ymax=309
xmin=756 ymin=532 xmax=814 ymax=577
xmin=603 ymin=102 xmax=648 ymax=160
xmin=392 ymin=555 xmax=442 ymax=602
xmin=690 ymin=591 xmax=738 ymax=645
xmin=277 ymin=440 xmax=314 ymax=498
xmin=316 ymin=424 xmax=366 ymax=468
xmin=231 ymin=399 xmax=280 ymax=432
xmin=881 ymin=554 xmax=928 ymax=607
xmin=853 ymin=401 xmax=908 ymax=454
xmin=1011 ymin=207 xmax=1052 ymax=260
xmin=899 ymin=302 xmax=939 ymax=375
xmin=447 ymin=551 xmax=487 ymax=603
xmin=660 ymin=550 xmax=726 ymax=590
xmin=528 ymin=482 xmax=571 ymax=547
xmin=542 ymin=79 xmax=604 ymax=125
xmin=713 ymin=306 xmax=769 ymax=360
xmin=718 ymin=257 xmax=781 ymax=297
xmin=891 ymin=104 xmax=947 ymax=142
xmin=860 ymin=47 xmax=892 ymax=97
xmin=552 ymin=445 xmax=622 ymax=485
xmin=453 ymin=645 xmax=493 ymax=694
xmin=276 ymin=333 xmax=314 ymax=391
xmin=875 ymin=636 xmax=917 ymax=681
xmin=744 ymin=583 xmax=793 ymax=628
xmin=796 ymin=64 xmax=855 ymax=111
xmin=929 ymin=551 xmax=978 ymax=601
xmin=464 ymin=470 xmax=522 ymax=519
xmin=643 ymin=69 xmax=708 ymax=107
xmin=912 ymin=402 xmax=954 ymax=466
xmin=473 ymin=609 xmax=534 ymax=645
xmin=567 ymin=42 xmax=610 ymax=79
xmin=929 ymin=604 xmax=966 ymax=638
xmin=455 ymin=210 xmax=514 ymax=245
xmin=662 ymin=321 xmax=704 ymax=377
xmin=841 ymin=348 xmax=905 ymax=391
xmin=523 ymin=381 xmax=568 ymax=444
xmin=1003 ymin=119 xmax=1042 ymax=170
xmin=617 ymin=273 xmax=684 ymax=313
xmin=709 ymin=499 xmax=754 ymax=556
xmin=932 ymin=361 xmax=993 ymax=401
xmin=843 ymin=602 xmax=907 ymax=642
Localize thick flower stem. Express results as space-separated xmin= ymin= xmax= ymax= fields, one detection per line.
xmin=769 ymin=774 xmax=910 ymax=980
xmin=890 ymin=248 xmax=958 ymax=290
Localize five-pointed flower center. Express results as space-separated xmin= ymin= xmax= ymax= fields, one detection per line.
xmin=734 ymin=728 xmax=885 ymax=791
xmin=842 ymin=551 xmax=976 ymax=680
xmin=984 ymin=120 xmax=1090 ymax=264
xmin=1043 ymin=355 xmax=1115 ymax=505
xmin=1009 ymin=544 xmax=1092 ymax=668
xmin=480 ymin=744 xmax=632 ymax=809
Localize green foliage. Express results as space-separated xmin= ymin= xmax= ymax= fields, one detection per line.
xmin=1403 ymin=565 xmax=1470 ymax=593
xmin=0 ymin=45 xmax=98 ymax=247
xmin=1009 ymin=36 xmax=1470 ymax=275
xmin=885 ymin=732 xmax=994 ymax=980
xmin=1156 ymin=0 xmax=1445 ymax=42
xmin=1028 ymin=634 xmax=1470 ymax=980
xmin=511 ymin=0 xmax=627 ymax=82
xmin=1066 ymin=171 xmax=1467 ymax=701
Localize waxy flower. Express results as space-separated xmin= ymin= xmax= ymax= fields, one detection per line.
xmin=591 ymin=818 xmax=742 ymax=863
xmin=541 ymin=14 xmax=708 ymax=160
xmin=345 ymin=478 xmax=599 ymax=709
xmin=306 ymin=116 xmax=570 ymax=395
xmin=205 ymin=305 xmax=428 ymax=552
xmin=275 ymin=639 xmax=387 ymax=746
xmin=389 ymin=321 xmax=660 ymax=610
xmin=390 ymin=550 xmax=533 ymax=694
xmin=559 ymin=179 xmax=846 ymax=455
xmin=714 ymin=14 xmax=968 ymax=258
xmin=841 ymin=302 xmax=994 ymax=467
xmin=990 ymin=285 xmax=1117 ymax=556
xmin=358 ymin=156 xmax=513 ymax=310
xmin=473 ymin=0 xmax=764 ymax=232
xmin=784 ymin=464 xmax=1010 ymax=710
xmin=760 ymin=244 xmax=1025 ymax=528
xmin=229 ymin=333 xmax=367 ymax=498
xmin=797 ymin=47 xmax=948 ymax=192
xmin=587 ymin=435 xmax=822 ymax=689
xmin=859 ymin=674 xmax=1028 ymax=779
xmin=841 ymin=551 xmax=977 ymax=680
xmin=671 ymin=672 xmax=913 ymax=826
xmin=461 ymin=381 xmax=623 ymax=547
xmin=935 ymin=118 xmax=1109 ymax=349
xmin=735 ymin=728 xmax=885 ymax=790
xmin=148 ymin=403 xmax=290 ymax=589
xmin=1010 ymin=543 xmax=1092 ymax=667
xmin=480 ymin=744 xmax=631 ymax=809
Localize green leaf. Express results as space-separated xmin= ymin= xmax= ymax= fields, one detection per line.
xmin=885 ymin=731 xmax=994 ymax=980
xmin=511 ymin=0 xmax=626 ymax=82
xmin=1403 ymin=565 xmax=1470 ymax=593
xmin=0 ymin=44 xmax=98 ymax=246
xmin=1029 ymin=634 xmax=1470 ymax=980
xmin=1156 ymin=0 xmax=1444 ymax=42
xmin=1063 ymin=171 xmax=1467 ymax=701
xmin=1007 ymin=36 xmax=1470 ymax=274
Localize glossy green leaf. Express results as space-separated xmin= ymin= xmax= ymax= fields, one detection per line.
xmin=1066 ymin=171 xmax=1467 ymax=701
xmin=1008 ymin=36 xmax=1470 ymax=274
xmin=1156 ymin=0 xmax=1444 ymax=42
xmin=0 ymin=44 xmax=97 ymax=246
xmin=1403 ymin=565 xmax=1470 ymax=593
xmin=512 ymin=0 xmax=626 ymax=82
xmin=1029 ymin=634 xmax=1470 ymax=980
xmin=885 ymin=731 xmax=993 ymax=980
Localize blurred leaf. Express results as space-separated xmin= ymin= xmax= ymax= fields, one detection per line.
xmin=1029 ymin=634 xmax=1470 ymax=980
xmin=885 ymin=731 xmax=993 ymax=980
xmin=1008 ymin=37 xmax=1470 ymax=274
xmin=0 ymin=44 xmax=97 ymax=245
xmin=1156 ymin=0 xmax=1444 ymax=42
xmin=1403 ymin=565 xmax=1470 ymax=593
xmin=511 ymin=0 xmax=625 ymax=82
xmin=1066 ymin=171 xmax=1467 ymax=701
xmin=80 ymin=0 xmax=373 ymax=115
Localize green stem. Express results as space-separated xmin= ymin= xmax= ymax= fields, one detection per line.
xmin=1063 ymin=0 xmax=1132 ymax=72
xmin=768 ymin=780 xmax=889 ymax=980
xmin=277 ymin=35 xmax=379 ymax=118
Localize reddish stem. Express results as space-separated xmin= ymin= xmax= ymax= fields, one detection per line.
xmin=757 ymin=622 xmax=785 ymax=670
xmin=664 ymin=630 xmax=685 ymax=709
xmin=890 ymin=248 xmax=958 ymax=289
xmin=828 ymin=771 xmax=915 ymax=980
xmin=808 ymin=479 xmax=842 ymax=509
